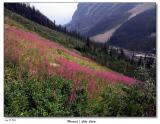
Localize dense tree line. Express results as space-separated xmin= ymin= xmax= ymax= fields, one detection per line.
xmin=4 ymin=3 xmax=56 ymax=29
xmin=84 ymin=42 xmax=155 ymax=72
xmin=4 ymin=3 xmax=85 ymax=41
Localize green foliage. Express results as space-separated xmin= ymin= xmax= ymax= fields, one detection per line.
xmin=69 ymin=88 xmax=88 ymax=117
xmin=4 ymin=8 xmax=156 ymax=117
xmin=89 ymin=82 xmax=156 ymax=117
xmin=4 ymin=82 xmax=29 ymax=116
xmin=4 ymin=61 xmax=156 ymax=117
xmin=4 ymin=63 xmax=72 ymax=117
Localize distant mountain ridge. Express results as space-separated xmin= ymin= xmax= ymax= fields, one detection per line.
xmin=108 ymin=8 xmax=156 ymax=52
xmin=67 ymin=3 xmax=156 ymax=52
xmin=67 ymin=3 xmax=137 ymax=35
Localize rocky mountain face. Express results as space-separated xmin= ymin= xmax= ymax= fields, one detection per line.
xmin=66 ymin=3 xmax=156 ymax=52
xmin=108 ymin=8 xmax=156 ymax=52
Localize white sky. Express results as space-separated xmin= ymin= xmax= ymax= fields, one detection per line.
xmin=30 ymin=3 xmax=78 ymax=25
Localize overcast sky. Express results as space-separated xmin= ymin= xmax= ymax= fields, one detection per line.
xmin=30 ymin=3 xmax=78 ymax=25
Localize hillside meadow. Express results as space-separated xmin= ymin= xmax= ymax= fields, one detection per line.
xmin=4 ymin=8 xmax=156 ymax=117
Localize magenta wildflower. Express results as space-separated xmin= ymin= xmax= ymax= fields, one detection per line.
xmin=5 ymin=26 xmax=137 ymax=92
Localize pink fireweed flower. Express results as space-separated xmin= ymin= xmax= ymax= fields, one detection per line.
xmin=5 ymin=26 xmax=137 ymax=88
xmin=31 ymin=69 xmax=37 ymax=75
xmin=56 ymin=57 xmax=137 ymax=85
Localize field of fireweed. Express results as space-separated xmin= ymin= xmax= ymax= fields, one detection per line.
xmin=4 ymin=21 xmax=156 ymax=116
xmin=5 ymin=25 xmax=156 ymax=117
xmin=5 ymin=26 xmax=137 ymax=83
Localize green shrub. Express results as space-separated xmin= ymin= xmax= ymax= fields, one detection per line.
xmin=4 ymin=64 xmax=73 ymax=117
xmin=4 ymin=60 xmax=156 ymax=117
xmin=97 ymin=83 xmax=156 ymax=116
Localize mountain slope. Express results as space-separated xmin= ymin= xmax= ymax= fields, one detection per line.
xmin=108 ymin=8 xmax=156 ymax=52
xmin=5 ymin=9 xmax=137 ymax=86
xmin=4 ymin=6 xmax=156 ymax=117
xmin=67 ymin=3 xmax=137 ymax=35
xmin=67 ymin=3 xmax=156 ymax=52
